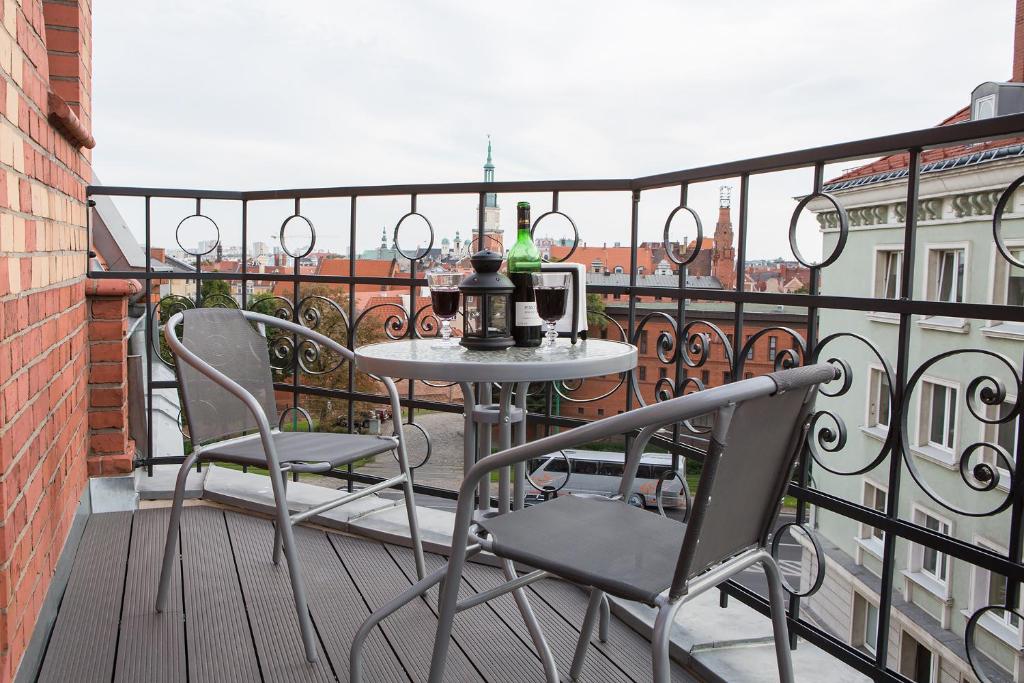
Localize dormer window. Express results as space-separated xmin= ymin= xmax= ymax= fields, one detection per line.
xmin=974 ymin=94 xmax=996 ymax=120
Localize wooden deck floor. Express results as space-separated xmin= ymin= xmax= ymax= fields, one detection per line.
xmin=34 ymin=505 xmax=697 ymax=682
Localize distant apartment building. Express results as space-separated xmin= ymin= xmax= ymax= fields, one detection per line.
xmin=807 ymin=83 xmax=1024 ymax=682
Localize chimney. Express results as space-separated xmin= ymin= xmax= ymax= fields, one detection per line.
xmin=149 ymin=247 xmax=165 ymax=263
xmin=1015 ymin=0 xmax=1024 ymax=82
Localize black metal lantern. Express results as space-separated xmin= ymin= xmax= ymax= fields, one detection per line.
xmin=459 ymin=250 xmax=514 ymax=350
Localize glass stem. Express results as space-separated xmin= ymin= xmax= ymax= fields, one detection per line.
xmin=547 ymin=322 xmax=558 ymax=347
xmin=442 ymin=319 xmax=451 ymax=343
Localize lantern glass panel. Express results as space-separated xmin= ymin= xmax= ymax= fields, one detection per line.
xmin=488 ymin=294 xmax=508 ymax=335
xmin=465 ymin=295 xmax=482 ymax=336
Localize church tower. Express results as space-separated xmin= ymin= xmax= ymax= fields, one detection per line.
xmin=478 ymin=136 xmax=503 ymax=252
xmin=712 ymin=186 xmax=736 ymax=289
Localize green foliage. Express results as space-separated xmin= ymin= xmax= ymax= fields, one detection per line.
xmin=199 ymin=278 xmax=231 ymax=301
xmin=586 ymin=293 xmax=607 ymax=329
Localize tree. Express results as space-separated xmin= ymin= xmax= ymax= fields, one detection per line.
xmin=586 ymin=293 xmax=607 ymax=330
xmin=198 ymin=278 xmax=231 ymax=303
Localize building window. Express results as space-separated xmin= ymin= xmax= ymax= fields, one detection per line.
xmin=853 ymin=593 xmax=880 ymax=655
xmin=970 ymin=538 xmax=1024 ymax=651
xmin=744 ymin=372 xmax=752 ymax=379
xmin=600 ymin=328 xmax=608 ymax=339
xmin=899 ymin=631 xmax=935 ymax=683
xmin=613 ymin=293 xmax=621 ymax=300
xmin=597 ymin=408 xmax=604 ymax=416
xmin=861 ymin=480 xmax=887 ymax=546
xmin=638 ymin=366 xmax=647 ymax=381
xmin=591 ymin=260 xmax=603 ymax=274
xmin=577 ymin=407 xmax=584 ymax=415
xmin=613 ymin=265 xmax=624 ymax=274
xmin=911 ymin=507 xmax=951 ymax=587
xmin=867 ymin=367 xmax=892 ymax=430
xmin=768 ymin=336 xmax=777 ymax=362
xmin=982 ymin=398 xmax=1017 ymax=486
xmin=724 ymin=372 xmax=732 ymax=383
xmin=988 ymin=241 xmax=1024 ymax=333
xmin=745 ymin=336 xmax=753 ymax=361
xmin=658 ymin=367 xmax=667 ymax=379
xmin=701 ymin=370 xmax=710 ymax=386
xmin=927 ymin=246 xmax=966 ymax=304
xmin=921 ymin=380 xmax=958 ymax=452
xmin=875 ymin=248 xmax=903 ymax=299
xmin=639 ymin=331 xmax=649 ymax=354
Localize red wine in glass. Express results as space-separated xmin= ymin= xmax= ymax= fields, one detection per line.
xmin=535 ymin=286 xmax=567 ymax=323
xmin=431 ymin=288 xmax=460 ymax=318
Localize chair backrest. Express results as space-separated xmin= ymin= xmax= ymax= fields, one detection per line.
xmin=670 ymin=365 xmax=823 ymax=596
xmin=173 ymin=308 xmax=279 ymax=445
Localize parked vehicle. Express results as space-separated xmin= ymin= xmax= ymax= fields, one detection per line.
xmin=525 ymin=449 xmax=687 ymax=509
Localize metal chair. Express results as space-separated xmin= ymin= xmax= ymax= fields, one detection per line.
xmin=350 ymin=362 xmax=835 ymax=683
xmin=156 ymin=307 xmax=426 ymax=663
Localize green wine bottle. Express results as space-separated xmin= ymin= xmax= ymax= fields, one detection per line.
xmin=508 ymin=201 xmax=542 ymax=347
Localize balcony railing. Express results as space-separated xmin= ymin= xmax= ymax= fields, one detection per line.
xmin=88 ymin=111 xmax=1024 ymax=683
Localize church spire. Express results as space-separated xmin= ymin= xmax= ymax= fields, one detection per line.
xmin=483 ymin=135 xmax=497 ymax=208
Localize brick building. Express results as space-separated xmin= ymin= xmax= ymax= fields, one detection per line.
xmin=0 ymin=1 xmax=97 ymax=679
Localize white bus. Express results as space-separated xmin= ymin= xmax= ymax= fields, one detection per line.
xmin=526 ymin=449 xmax=688 ymax=509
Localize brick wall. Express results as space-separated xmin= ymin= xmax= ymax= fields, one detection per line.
xmin=0 ymin=0 xmax=93 ymax=680
xmin=85 ymin=278 xmax=138 ymax=476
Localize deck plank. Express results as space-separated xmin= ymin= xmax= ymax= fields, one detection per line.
xmin=460 ymin=560 xmax=635 ymax=682
xmin=386 ymin=546 xmax=548 ymax=683
xmin=224 ymin=511 xmax=334 ymax=683
xmin=329 ymin=533 xmax=479 ymax=683
xmin=37 ymin=512 xmax=133 ymax=683
xmin=292 ymin=524 xmax=409 ymax=683
xmin=113 ymin=507 xmax=187 ymax=683
xmin=180 ymin=506 xmax=262 ymax=683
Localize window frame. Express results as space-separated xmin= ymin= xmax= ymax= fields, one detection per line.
xmin=919 ymin=241 xmax=970 ymax=332
xmin=965 ymin=536 xmax=1024 ymax=649
xmin=905 ymin=505 xmax=954 ymax=598
xmin=857 ymin=478 xmax=887 ymax=561
xmin=984 ymin=238 xmax=1024 ymax=338
xmin=914 ymin=376 xmax=961 ymax=465
xmin=867 ymin=245 xmax=904 ymax=324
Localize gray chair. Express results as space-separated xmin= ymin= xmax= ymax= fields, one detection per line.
xmin=156 ymin=307 xmax=425 ymax=663
xmin=350 ymin=363 xmax=835 ymax=683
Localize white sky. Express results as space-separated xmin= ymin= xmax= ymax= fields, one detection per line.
xmin=93 ymin=0 xmax=1016 ymax=261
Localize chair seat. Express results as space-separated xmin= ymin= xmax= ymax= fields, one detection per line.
xmin=200 ymin=432 xmax=398 ymax=473
xmin=477 ymin=495 xmax=685 ymax=605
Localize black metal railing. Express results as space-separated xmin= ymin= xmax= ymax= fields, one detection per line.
xmin=89 ymin=111 xmax=1024 ymax=683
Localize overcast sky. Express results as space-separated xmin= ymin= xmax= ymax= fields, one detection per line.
xmin=93 ymin=0 xmax=1017 ymax=261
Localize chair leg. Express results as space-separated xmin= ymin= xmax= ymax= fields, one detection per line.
xmin=269 ymin=467 xmax=318 ymax=663
xmin=273 ymin=471 xmax=288 ymax=565
xmin=398 ymin=451 xmax=426 ymax=579
xmin=762 ymin=555 xmax=796 ymax=683
xmin=652 ymin=598 xmax=685 ymax=683
xmin=598 ymin=593 xmax=610 ymax=643
xmin=504 ymin=559 xmax=559 ymax=683
xmin=570 ymin=589 xmax=604 ymax=680
xmin=156 ymin=453 xmax=197 ymax=612
xmin=427 ymin=550 xmax=467 ymax=683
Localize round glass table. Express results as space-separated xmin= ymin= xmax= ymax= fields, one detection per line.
xmin=355 ymin=338 xmax=637 ymax=511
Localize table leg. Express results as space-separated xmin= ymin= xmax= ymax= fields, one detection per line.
xmin=459 ymin=382 xmax=477 ymax=507
xmin=513 ymin=381 xmax=530 ymax=511
xmin=477 ymin=382 xmax=492 ymax=511
xmin=496 ymin=383 xmax=514 ymax=513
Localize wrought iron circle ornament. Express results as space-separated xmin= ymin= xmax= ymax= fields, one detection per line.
xmin=175 ymin=213 xmax=220 ymax=257
xmin=553 ymin=311 xmax=628 ymax=404
xmin=531 ymin=210 xmax=579 ymax=263
xmin=807 ymin=333 xmax=894 ymax=476
xmin=663 ymin=205 xmax=703 ymax=266
xmin=966 ymin=605 xmax=1024 ymax=683
xmin=390 ymin=420 xmax=432 ymax=470
xmin=353 ymin=301 xmax=412 ymax=341
xmin=629 ymin=312 xmax=680 ymax=407
xmin=735 ymin=326 xmax=806 ymax=377
xmin=770 ymin=523 xmax=826 ymax=598
xmin=278 ymin=406 xmax=314 ymax=432
xmin=279 ymin=214 xmax=316 ymax=260
xmin=393 ymin=211 xmax=434 ymax=261
xmin=992 ymin=172 xmax=1024 ymax=268
xmin=655 ymin=469 xmax=691 ymax=521
xmin=789 ymin=192 xmax=848 ymax=268
xmin=524 ymin=450 xmax=572 ymax=494
xmin=898 ymin=348 xmax=1021 ymax=517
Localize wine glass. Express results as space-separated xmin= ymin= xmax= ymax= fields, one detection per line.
xmin=426 ymin=271 xmax=462 ymax=348
xmin=532 ymin=271 xmax=570 ymax=353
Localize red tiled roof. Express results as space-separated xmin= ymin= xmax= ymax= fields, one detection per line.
xmin=828 ymin=106 xmax=1024 ymax=184
xmin=547 ymin=245 xmax=668 ymax=273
